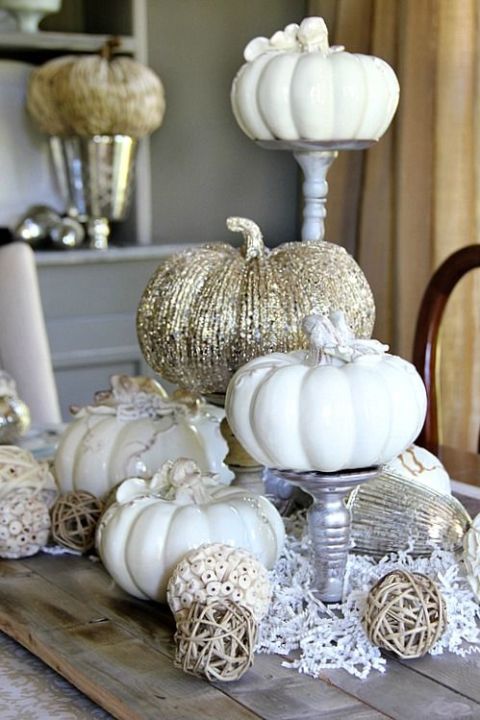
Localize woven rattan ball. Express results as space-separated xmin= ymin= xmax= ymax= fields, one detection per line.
xmin=174 ymin=600 xmax=257 ymax=682
xmin=51 ymin=491 xmax=103 ymax=553
xmin=363 ymin=570 xmax=446 ymax=659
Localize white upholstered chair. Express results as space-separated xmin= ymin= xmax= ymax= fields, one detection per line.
xmin=0 ymin=242 xmax=61 ymax=424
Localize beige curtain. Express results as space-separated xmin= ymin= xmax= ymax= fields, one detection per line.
xmin=309 ymin=0 xmax=480 ymax=451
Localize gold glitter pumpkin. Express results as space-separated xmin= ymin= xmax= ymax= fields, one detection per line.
xmin=137 ymin=217 xmax=375 ymax=395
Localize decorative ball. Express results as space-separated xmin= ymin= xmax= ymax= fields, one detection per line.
xmin=167 ymin=543 xmax=272 ymax=621
xmin=386 ymin=445 xmax=451 ymax=495
xmin=27 ymin=40 xmax=165 ymax=138
xmin=137 ymin=216 xmax=375 ymax=395
xmin=51 ymin=491 xmax=104 ymax=553
xmin=0 ymin=446 xmax=57 ymax=507
xmin=0 ymin=370 xmax=30 ymax=443
xmin=174 ymin=600 xmax=257 ymax=682
xmin=0 ymin=488 xmax=50 ymax=559
xmin=363 ymin=570 xmax=446 ymax=659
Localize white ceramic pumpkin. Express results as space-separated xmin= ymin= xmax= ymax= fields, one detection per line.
xmin=386 ymin=445 xmax=451 ymax=495
xmin=231 ymin=17 xmax=399 ymax=143
xmin=226 ymin=312 xmax=427 ymax=472
xmin=54 ymin=375 xmax=233 ymax=497
xmin=96 ymin=459 xmax=285 ymax=602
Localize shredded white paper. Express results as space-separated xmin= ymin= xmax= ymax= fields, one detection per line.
xmin=257 ymin=513 xmax=480 ymax=679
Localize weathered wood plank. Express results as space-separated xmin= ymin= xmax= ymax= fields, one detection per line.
xmin=222 ymin=653 xmax=389 ymax=720
xmin=0 ymin=559 xmax=261 ymax=720
xmin=397 ymin=652 xmax=480 ymax=704
xmin=0 ymin=554 xmax=387 ymax=720
xmin=321 ymin=661 xmax=480 ymax=720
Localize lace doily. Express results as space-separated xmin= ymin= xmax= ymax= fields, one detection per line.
xmin=258 ymin=514 xmax=480 ymax=679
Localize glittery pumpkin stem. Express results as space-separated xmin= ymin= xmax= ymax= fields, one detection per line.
xmin=226 ymin=217 xmax=265 ymax=261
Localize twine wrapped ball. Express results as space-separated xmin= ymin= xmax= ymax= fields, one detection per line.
xmin=167 ymin=543 xmax=272 ymax=621
xmin=27 ymin=39 xmax=165 ymax=138
xmin=174 ymin=600 xmax=257 ymax=682
xmin=51 ymin=491 xmax=103 ymax=553
xmin=0 ymin=446 xmax=57 ymax=507
xmin=363 ymin=570 xmax=446 ymax=659
xmin=0 ymin=488 xmax=50 ymax=559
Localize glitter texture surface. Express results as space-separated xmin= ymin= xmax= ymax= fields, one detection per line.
xmin=137 ymin=219 xmax=375 ymax=394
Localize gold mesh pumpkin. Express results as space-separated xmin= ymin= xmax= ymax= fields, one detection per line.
xmin=137 ymin=217 xmax=375 ymax=395
xmin=27 ymin=39 xmax=165 ymax=138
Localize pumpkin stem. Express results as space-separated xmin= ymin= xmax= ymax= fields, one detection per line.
xmin=99 ymin=36 xmax=121 ymax=61
xmin=303 ymin=314 xmax=330 ymax=365
xmin=226 ymin=217 xmax=265 ymax=261
xmin=303 ymin=311 xmax=388 ymax=364
xmin=297 ymin=17 xmax=330 ymax=54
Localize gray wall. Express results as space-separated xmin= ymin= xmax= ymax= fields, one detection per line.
xmin=147 ymin=0 xmax=307 ymax=246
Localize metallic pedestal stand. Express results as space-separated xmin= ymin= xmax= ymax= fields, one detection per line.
xmin=275 ymin=466 xmax=381 ymax=603
xmin=257 ymin=139 xmax=375 ymax=243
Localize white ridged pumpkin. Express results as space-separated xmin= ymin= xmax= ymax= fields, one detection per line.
xmin=54 ymin=376 xmax=233 ymax=497
xmin=96 ymin=459 xmax=285 ymax=602
xmin=231 ymin=17 xmax=399 ymax=143
xmin=226 ymin=312 xmax=427 ymax=472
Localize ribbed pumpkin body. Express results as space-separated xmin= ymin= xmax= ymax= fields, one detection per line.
xmin=27 ymin=52 xmax=165 ymax=138
xmin=137 ymin=232 xmax=375 ymax=395
xmin=231 ymin=17 xmax=399 ymax=143
xmin=54 ymin=405 xmax=233 ymax=497
xmin=96 ymin=485 xmax=285 ymax=602
xmin=226 ymin=349 xmax=427 ymax=472
xmin=232 ymin=49 xmax=399 ymax=143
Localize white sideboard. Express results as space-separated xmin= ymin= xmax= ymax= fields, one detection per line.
xmin=36 ymin=246 xmax=182 ymax=419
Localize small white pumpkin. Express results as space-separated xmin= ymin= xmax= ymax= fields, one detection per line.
xmin=386 ymin=445 xmax=451 ymax=495
xmin=96 ymin=458 xmax=285 ymax=602
xmin=226 ymin=311 xmax=427 ymax=472
xmin=231 ymin=17 xmax=399 ymax=143
xmin=54 ymin=375 xmax=233 ymax=498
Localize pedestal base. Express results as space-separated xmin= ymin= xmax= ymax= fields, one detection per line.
xmin=256 ymin=139 xmax=376 ymax=243
xmin=275 ymin=467 xmax=381 ymax=603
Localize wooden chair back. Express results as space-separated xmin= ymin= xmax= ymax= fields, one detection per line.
xmin=412 ymin=244 xmax=480 ymax=453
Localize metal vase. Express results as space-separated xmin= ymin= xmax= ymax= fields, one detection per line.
xmin=50 ymin=134 xmax=138 ymax=250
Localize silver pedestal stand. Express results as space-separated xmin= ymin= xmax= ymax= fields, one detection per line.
xmin=275 ymin=466 xmax=381 ymax=603
xmin=257 ymin=140 xmax=375 ymax=243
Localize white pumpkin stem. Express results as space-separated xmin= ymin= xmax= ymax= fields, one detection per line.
xmin=303 ymin=314 xmax=333 ymax=365
xmin=153 ymin=458 xmax=221 ymax=505
xmin=298 ymin=17 xmax=330 ymax=54
xmin=303 ymin=311 xmax=389 ymax=364
xmin=226 ymin=217 xmax=265 ymax=261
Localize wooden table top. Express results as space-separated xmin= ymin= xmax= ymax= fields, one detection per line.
xmin=0 ymin=446 xmax=479 ymax=720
